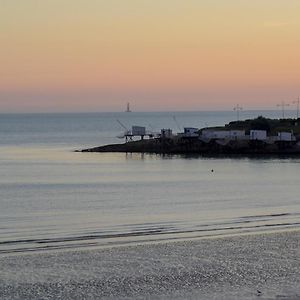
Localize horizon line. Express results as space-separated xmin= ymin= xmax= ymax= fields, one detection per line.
xmin=0 ymin=108 xmax=296 ymax=115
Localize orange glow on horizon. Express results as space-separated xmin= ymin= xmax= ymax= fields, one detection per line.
xmin=0 ymin=0 xmax=300 ymax=112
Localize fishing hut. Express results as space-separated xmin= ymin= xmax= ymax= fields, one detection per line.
xmin=124 ymin=126 xmax=155 ymax=142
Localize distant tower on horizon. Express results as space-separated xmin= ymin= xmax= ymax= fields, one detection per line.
xmin=126 ymin=102 xmax=132 ymax=112
xmin=233 ymin=104 xmax=243 ymax=121
xmin=276 ymin=101 xmax=289 ymax=119
xmin=292 ymin=96 xmax=300 ymax=119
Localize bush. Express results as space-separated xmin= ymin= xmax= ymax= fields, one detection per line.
xmin=250 ymin=116 xmax=271 ymax=132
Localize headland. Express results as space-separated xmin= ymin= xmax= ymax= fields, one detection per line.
xmin=80 ymin=117 xmax=300 ymax=155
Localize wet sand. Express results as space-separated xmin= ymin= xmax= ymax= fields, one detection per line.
xmin=0 ymin=230 xmax=299 ymax=299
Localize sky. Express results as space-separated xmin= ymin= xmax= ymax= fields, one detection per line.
xmin=0 ymin=0 xmax=300 ymax=112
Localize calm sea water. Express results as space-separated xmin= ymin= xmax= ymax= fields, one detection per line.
xmin=0 ymin=111 xmax=299 ymax=254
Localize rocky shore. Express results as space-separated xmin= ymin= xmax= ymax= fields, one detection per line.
xmin=81 ymin=137 xmax=300 ymax=155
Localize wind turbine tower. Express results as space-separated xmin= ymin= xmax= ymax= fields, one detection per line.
xmin=233 ymin=104 xmax=243 ymax=121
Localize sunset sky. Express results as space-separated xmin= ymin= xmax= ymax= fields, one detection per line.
xmin=1 ymin=0 xmax=300 ymax=112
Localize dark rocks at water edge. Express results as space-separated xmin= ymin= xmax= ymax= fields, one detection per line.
xmin=81 ymin=138 xmax=300 ymax=155
xmin=81 ymin=138 xmax=198 ymax=154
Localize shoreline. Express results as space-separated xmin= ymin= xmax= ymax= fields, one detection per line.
xmin=79 ymin=136 xmax=300 ymax=156
xmin=80 ymin=141 xmax=300 ymax=156
xmin=1 ymin=229 xmax=299 ymax=299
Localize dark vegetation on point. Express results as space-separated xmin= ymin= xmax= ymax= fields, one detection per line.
xmin=223 ymin=116 xmax=300 ymax=136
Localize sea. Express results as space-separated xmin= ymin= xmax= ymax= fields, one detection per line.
xmin=0 ymin=110 xmax=300 ymax=255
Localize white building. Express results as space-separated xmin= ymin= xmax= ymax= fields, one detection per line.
xmin=201 ymin=129 xmax=229 ymax=139
xmin=250 ymin=130 xmax=267 ymax=141
xmin=277 ymin=132 xmax=295 ymax=141
xmin=132 ymin=126 xmax=146 ymax=136
xmin=184 ymin=127 xmax=199 ymax=137
xmin=229 ymin=130 xmax=246 ymax=139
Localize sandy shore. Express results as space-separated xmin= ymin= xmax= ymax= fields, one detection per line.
xmin=0 ymin=230 xmax=299 ymax=299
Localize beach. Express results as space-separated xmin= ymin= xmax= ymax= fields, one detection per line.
xmin=1 ymin=230 xmax=299 ymax=299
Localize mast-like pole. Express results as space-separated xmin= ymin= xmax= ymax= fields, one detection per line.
xmin=293 ymin=97 xmax=300 ymax=119
xmin=126 ymin=102 xmax=131 ymax=112
xmin=233 ymin=104 xmax=243 ymax=121
xmin=276 ymin=101 xmax=289 ymax=119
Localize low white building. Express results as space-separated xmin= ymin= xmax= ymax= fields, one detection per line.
xmin=184 ymin=127 xmax=199 ymax=137
xmin=250 ymin=130 xmax=267 ymax=141
xmin=201 ymin=129 xmax=229 ymax=139
xmin=132 ymin=126 xmax=146 ymax=136
xmin=229 ymin=130 xmax=246 ymax=139
xmin=277 ymin=132 xmax=294 ymax=141
xmin=201 ymin=129 xmax=247 ymax=140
